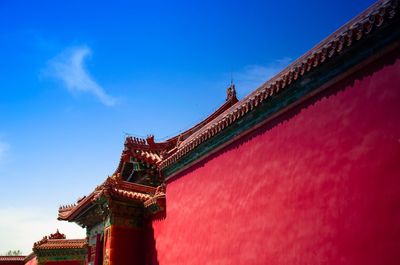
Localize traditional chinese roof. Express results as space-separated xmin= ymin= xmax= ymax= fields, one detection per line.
xmin=23 ymin=253 xmax=36 ymax=263
xmin=108 ymin=0 xmax=400 ymax=179
xmin=33 ymin=230 xmax=87 ymax=251
xmin=114 ymin=85 xmax=238 ymax=177
xmin=33 ymin=239 xmax=87 ymax=250
xmin=58 ymin=174 xmax=165 ymax=224
xmin=157 ymin=0 xmax=400 ymax=174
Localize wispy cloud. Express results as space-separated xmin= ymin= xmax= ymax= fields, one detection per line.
xmin=234 ymin=57 xmax=292 ymax=95
xmin=44 ymin=46 xmax=116 ymax=106
xmin=0 ymin=207 xmax=85 ymax=255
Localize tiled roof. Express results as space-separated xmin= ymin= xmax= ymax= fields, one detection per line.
xmin=113 ymin=87 xmax=238 ymax=174
xmin=23 ymin=253 xmax=35 ymax=263
xmin=123 ymin=137 xmax=163 ymax=165
xmin=108 ymin=1 xmax=399 ymax=174
xmin=33 ymin=230 xmax=87 ymax=251
xmin=58 ymin=175 xmax=162 ymax=222
xmin=34 ymin=239 xmax=87 ymax=250
xmin=58 ymin=0 xmax=399 ymax=226
xmin=0 ymin=256 xmax=25 ymax=262
xmin=58 ymin=192 xmax=96 ymax=221
xmin=158 ymin=0 xmax=400 ymax=170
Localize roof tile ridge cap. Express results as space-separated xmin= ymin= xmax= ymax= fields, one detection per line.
xmin=164 ymin=72 xmax=303 ymax=162
xmin=59 ymin=182 xmax=101 ymax=212
xmin=125 ymin=135 xmax=170 ymax=149
xmin=96 ymin=174 xmax=122 ymax=196
xmin=112 ymin=188 xmax=152 ymax=198
xmin=287 ymin=0 xmax=393 ymax=66
xmin=163 ymin=92 xmax=239 ymax=144
xmin=112 ymin=188 xmax=152 ymax=200
xmin=157 ymin=100 xmax=242 ymax=169
xmin=244 ymin=0 xmax=396 ymax=102
xmin=216 ymin=0 xmax=399 ymax=109
xmin=245 ymin=0 xmax=396 ymax=96
xmin=113 ymin=154 xmax=125 ymax=175
xmin=55 ymin=238 xmax=87 ymax=242
xmin=176 ymin=97 xmax=243 ymax=146
xmin=33 ymin=235 xmax=49 ymax=248
xmin=58 ymin=182 xmax=103 ymax=220
xmin=119 ymin=180 xmax=157 ymax=191
xmin=159 ymin=0 xmax=399 ymax=170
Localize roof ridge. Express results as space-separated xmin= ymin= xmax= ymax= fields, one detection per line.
xmin=159 ymin=0 xmax=399 ymax=170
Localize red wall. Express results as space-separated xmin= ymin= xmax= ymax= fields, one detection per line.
xmin=24 ymin=256 xmax=37 ymax=265
xmin=108 ymin=225 xmax=144 ymax=265
xmin=152 ymin=49 xmax=400 ymax=265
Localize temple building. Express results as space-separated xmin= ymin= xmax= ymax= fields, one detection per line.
xmin=58 ymin=1 xmax=400 ymax=264
xmin=0 ymin=231 xmax=86 ymax=265
xmin=1 ymin=0 xmax=400 ymax=264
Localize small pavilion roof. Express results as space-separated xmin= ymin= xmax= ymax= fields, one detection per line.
xmin=34 ymin=239 xmax=87 ymax=250
xmin=33 ymin=230 xmax=87 ymax=251
xmin=109 ymin=0 xmax=400 ymax=175
xmin=113 ymin=85 xmax=238 ymax=175
xmin=58 ymin=174 xmax=162 ymax=222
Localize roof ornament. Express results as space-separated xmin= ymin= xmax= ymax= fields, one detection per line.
xmin=49 ymin=229 xmax=66 ymax=240
xmin=176 ymin=134 xmax=183 ymax=148
xmin=34 ymin=230 xmax=66 ymax=248
xmin=146 ymin=135 xmax=155 ymax=146
xmin=125 ymin=136 xmax=147 ymax=146
xmin=226 ymin=83 xmax=237 ymax=101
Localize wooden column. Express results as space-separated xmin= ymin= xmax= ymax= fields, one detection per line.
xmin=102 ymin=201 xmax=145 ymax=265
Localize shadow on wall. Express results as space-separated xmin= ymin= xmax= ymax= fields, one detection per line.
xmin=144 ymin=219 xmax=160 ymax=265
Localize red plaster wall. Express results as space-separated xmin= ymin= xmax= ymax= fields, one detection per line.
xmin=108 ymin=225 xmax=144 ymax=265
xmin=152 ymin=49 xmax=400 ymax=265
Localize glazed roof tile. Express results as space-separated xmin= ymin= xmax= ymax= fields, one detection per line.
xmin=113 ymin=89 xmax=238 ymax=174
xmin=110 ymin=1 xmax=399 ymax=173
xmin=158 ymin=0 xmax=400 ymax=170
xmin=112 ymin=188 xmax=152 ymax=201
xmin=58 ymin=175 xmax=159 ymax=222
xmin=33 ymin=230 xmax=87 ymax=251
xmin=34 ymin=239 xmax=87 ymax=250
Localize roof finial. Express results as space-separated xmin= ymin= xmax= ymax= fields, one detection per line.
xmin=48 ymin=229 xmax=66 ymax=240
xmin=226 ymin=83 xmax=237 ymax=101
xmin=146 ymin=135 xmax=155 ymax=146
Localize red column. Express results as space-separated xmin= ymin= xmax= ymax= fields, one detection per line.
xmin=94 ymin=234 xmax=103 ymax=265
xmin=102 ymin=204 xmax=146 ymax=265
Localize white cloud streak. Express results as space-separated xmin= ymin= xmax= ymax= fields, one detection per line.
xmin=45 ymin=46 xmax=116 ymax=106
xmin=0 ymin=207 xmax=85 ymax=255
xmin=234 ymin=57 xmax=292 ymax=95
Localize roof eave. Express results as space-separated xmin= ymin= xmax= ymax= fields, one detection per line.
xmin=161 ymin=0 xmax=400 ymax=178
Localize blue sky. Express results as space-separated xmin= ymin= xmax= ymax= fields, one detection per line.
xmin=0 ymin=0 xmax=375 ymax=254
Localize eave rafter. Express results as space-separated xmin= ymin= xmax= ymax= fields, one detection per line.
xmin=58 ymin=174 xmax=166 ymax=227
xmin=159 ymin=0 xmax=400 ymax=173
xmin=112 ymin=85 xmax=239 ymax=178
